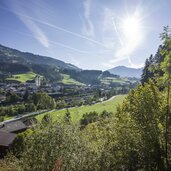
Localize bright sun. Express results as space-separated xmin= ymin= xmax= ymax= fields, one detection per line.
xmin=121 ymin=15 xmax=143 ymax=50
xmin=122 ymin=17 xmax=141 ymax=38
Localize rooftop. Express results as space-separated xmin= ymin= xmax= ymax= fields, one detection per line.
xmin=0 ymin=120 xmax=27 ymax=133
xmin=0 ymin=131 xmax=16 ymax=147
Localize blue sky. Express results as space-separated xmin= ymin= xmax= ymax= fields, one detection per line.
xmin=0 ymin=0 xmax=171 ymax=70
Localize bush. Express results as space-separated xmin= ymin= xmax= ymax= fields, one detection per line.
xmin=16 ymin=123 xmax=95 ymax=171
xmin=80 ymin=111 xmax=99 ymax=128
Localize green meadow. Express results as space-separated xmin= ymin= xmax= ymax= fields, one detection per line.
xmin=100 ymin=77 xmax=129 ymax=85
xmin=6 ymin=72 xmax=37 ymax=83
xmin=36 ymin=94 xmax=126 ymax=123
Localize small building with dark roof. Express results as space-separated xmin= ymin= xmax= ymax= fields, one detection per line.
xmin=0 ymin=131 xmax=16 ymax=158
xmin=0 ymin=120 xmax=27 ymax=134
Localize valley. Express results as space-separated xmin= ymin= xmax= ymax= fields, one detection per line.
xmin=0 ymin=0 xmax=171 ymax=169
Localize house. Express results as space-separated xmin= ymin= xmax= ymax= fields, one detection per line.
xmin=0 ymin=131 xmax=16 ymax=158
xmin=0 ymin=120 xmax=27 ymax=134
xmin=0 ymin=120 xmax=27 ymax=158
xmin=35 ymin=75 xmax=41 ymax=87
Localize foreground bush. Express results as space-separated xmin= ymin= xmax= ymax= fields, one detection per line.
xmin=16 ymin=123 xmax=95 ymax=171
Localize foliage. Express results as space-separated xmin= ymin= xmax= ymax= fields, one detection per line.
xmin=5 ymin=93 xmax=20 ymax=103
xmin=100 ymin=110 xmax=112 ymax=119
xmin=0 ymin=154 xmax=20 ymax=171
xmin=0 ymin=92 xmax=56 ymax=118
xmin=0 ymin=116 xmax=4 ymax=122
xmin=160 ymin=26 xmax=171 ymax=83
xmin=141 ymin=27 xmax=171 ymax=84
xmin=41 ymin=114 xmax=53 ymax=125
xmin=159 ymin=26 xmax=171 ymax=169
xmin=116 ymin=81 xmax=166 ymax=170
xmin=0 ymin=62 xmax=30 ymax=74
xmin=31 ymin=92 xmax=56 ymax=110
xmin=0 ymin=104 xmax=26 ymax=117
xmin=64 ymin=109 xmax=71 ymax=123
xmin=141 ymin=54 xmax=154 ymax=84
xmin=80 ymin=111 xmax=99 ymax=128
xmin=25 ymin=103 xmax=37 ymax=112
xmin=80 ymin=110 xmax=112 ymax=128
xmin=12 ymin=129 xmax=33 ymax=157
xmin=12 ymin=123 xmax=96 ymax=171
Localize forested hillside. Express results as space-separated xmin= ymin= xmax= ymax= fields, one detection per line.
xmin=0 ymin=44 xmax=80 ymax=71
xmin=0 ymin=44 xmax=81 ymax=83
xmin=141 ymin=26 xmax=171 ymax=85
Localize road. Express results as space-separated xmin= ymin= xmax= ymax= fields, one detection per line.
xmin=94 ymin=95 xmax=117 ymax=105
xmin=0 ymin=109 xmax=54 ymax=125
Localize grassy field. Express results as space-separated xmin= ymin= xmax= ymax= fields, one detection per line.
xmin=36 ymin=95 xmax=126 ymax=123
xmin=6 ymin=72 xmax=37 ymax=83
xmin=100 ymin=77 xmax=129 ymax=85
xmin=60 ymin=74 xmax=85 ymax=86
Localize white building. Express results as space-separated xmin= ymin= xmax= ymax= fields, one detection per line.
xmin=35 ymin=75 xmax=41 ymax=87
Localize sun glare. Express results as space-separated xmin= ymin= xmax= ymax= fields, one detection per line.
xmin=122 ymin=17 xmax=141 ymax=37
xmin=120 ymin=15 xmax=143 ymax=51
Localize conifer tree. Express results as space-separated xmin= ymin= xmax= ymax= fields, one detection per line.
xmin=160 ymin=26 xmax=171 ymax=170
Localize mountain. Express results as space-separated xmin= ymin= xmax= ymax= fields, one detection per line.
xmin=0 ymin=44 xmax=139 ymax=85
xmin=0 ymin=44 xmax=80 ymax=71
xmin=0 ymin=44 xmax=82 ymax=83
xmin=108 ymin=66 xmax=143 ymax=78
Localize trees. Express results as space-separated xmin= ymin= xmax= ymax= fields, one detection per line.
xmin=25 ymin=103 xmax=37 ymax=112
xmin=141 ymin=30 xmax=170 ymax=85
xmin=0 ymin=116 xmax=4 ymax=122
xmin=64 ymin=109 xmax=71 ymax=123
xmin=159 ymin=26 xmax=171 ymax=170
xmin=100 ymin=110 xmax=112 ymax=119
xmin=80 ymin=111 xmax=99 ymax=128
xmin=14 ymin=123 xmax=94 ymax=171
xmin=6 ymin=93 xmax=20 ymax=104
xmin=141 ymin=55 xmax=154 ymax=84
xmin=41 ymin=114 xmax=52 ymax=126
xmin=116 ymin=81 xmax=165 ymax=170
xmin=32 ymin=92 xmax=56 ymax=110
xmin=116 ymin=26 xmax=171 ymax=169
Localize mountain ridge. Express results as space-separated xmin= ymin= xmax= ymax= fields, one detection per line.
xmin=108 ymin=66 xmax=143 ymax=78
xmin=0 ymin=44 xmax=80 ymax=71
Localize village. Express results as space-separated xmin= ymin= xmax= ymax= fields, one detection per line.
xmin=0 ymin=74 xmax=129 ymax=107
xmin=0 ymin=74 xmax=131 ymax=158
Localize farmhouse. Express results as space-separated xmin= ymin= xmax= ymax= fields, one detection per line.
xmin=0 ymin=131 xmax=16 ymax=158
xmin=0 ymin=120 xmax=27 ymax=158
xmin=0 ymin=120 xmax=27 ymax=134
